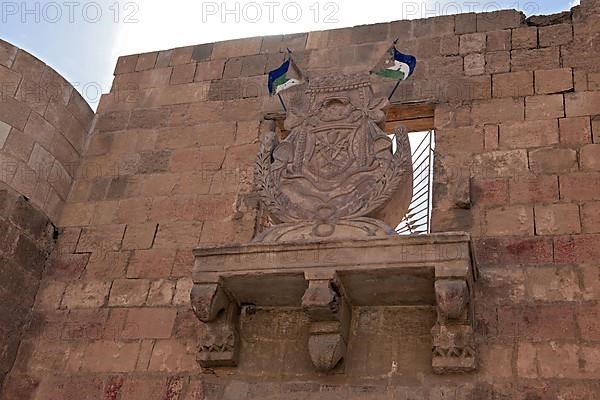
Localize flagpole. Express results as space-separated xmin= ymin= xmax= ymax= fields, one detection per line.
xmin=387 ymin=38 xmax=402 ymax=100
xmin=272 ymin=48 xmax=293 ymax=112
xmin=277 ymin=93 xmax=287 ymax=112
xmin=388 ymin=80 xmax=401 ymax=101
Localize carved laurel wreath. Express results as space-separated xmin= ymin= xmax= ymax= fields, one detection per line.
xmin=345 ymin=125 xmax=412 ymax=219
xmin=254 ymin=131 xmax=289 ymax=222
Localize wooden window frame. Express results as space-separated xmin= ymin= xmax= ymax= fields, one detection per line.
xmin=384 ymin=102 xmax=434 ymax=133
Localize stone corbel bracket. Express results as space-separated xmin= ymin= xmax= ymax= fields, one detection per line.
xmin=431 ymin=278 xmax=475 ymax=373
xmin=190 ymin=280 xmax=240 ymax=368
xmin=301 ymin=271 xmax=351 ymax=372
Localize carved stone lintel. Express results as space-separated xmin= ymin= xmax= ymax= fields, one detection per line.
xmin=301 ymin=272 xmax=351 ymax=372
xmin=432 ymin=279 xmax=475 ymax=374
xmin=191 ymin=283 xmax=240 ymax=368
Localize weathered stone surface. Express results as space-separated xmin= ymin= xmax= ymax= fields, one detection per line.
xmin=493 ymin=71 xmax=533 ymax=98
xmin=170 ymin=63 xmax=196 ymax=85
xmin=539 ymin=23 xmax=573 ymax=47
xmin=526 ymin=94 xmax=565 ymax=120
xmin=136 ymin=52 xmax=158 ymax=71
xmin=485 ymin=205 xmax=534 ymax=236
xmin=147 ymin=279 xmax=175 ymax=306
xmin=192 ymin=43 xmax=214 ymax=62
xmin=509 ymin=174 xmax=559 ymax=204
xmin=459 ymin=33 xmax=486 ymax=55
xmin=170 ymin=46 xmax=194 ymax=65
xmin=499 ymin=119 xmax=558 ymax=148
xmin=61 ymin=281 xmax=111 ymax=308
xmin=471 ymin=98 xmax=525 ymax=124
xmin=485 ymin=51 xmax=510 ymax=74
xmin=464 ymin=53 xmax=485 ymax=76
xmin=511 ymin=47 xmax=560 ymax=71
xmin=529 ymin=147 xmax=578 ymax=174
xmin=535 ymin=203 xmax=581 ymax=235
xmin=581 ymin=144 xmax=600 ymax=170
xmin=474 ymin=237 xmax=553 ymax=266
xmin=566 ymin=91 xmax=600 ymax=117
xmin=560 ymin=173 xmax=600 ymax=201
xmin=456 ymin=13 xmax=477 ymax=34
xmin=115 ymin=54 xmax=138 ymax=74
xmin=535 ymin=68 xmax=574 ymax=94
xmin=0 ymin=184 xmax=54 ymax=388
xmin=122 ymin=223 xmax=157 ymax=250
xmin=487 ymin=30 xmax=511 ymax=52
xmin=477 ymin=10 xmax=524 ymax=32
xmin=560 ymin=116 xmax=592 ymax=144
xmin=512 ymin=26 xmax=538 ymax=49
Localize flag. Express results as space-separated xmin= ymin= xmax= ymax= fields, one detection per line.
xmin=371 ymin=44 xmax=416 ymax=81
xmin=267 ymin=51 xmax=304 ymax=96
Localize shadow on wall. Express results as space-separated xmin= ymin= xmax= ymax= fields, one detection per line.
xmin=0 ymin=184 xmax=56 ymax=388
xmin=0 ymin=38 xmax=93 ymax=391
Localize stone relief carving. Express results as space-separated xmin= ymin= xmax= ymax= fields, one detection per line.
xmin=191 ymin=283 xmax=240 ymax=367
xmin=192 ymin=73 xmax=476 ymax=375
xmin=254 ymin=73 xmax=412 ymax=242
xmin=432 ymin=279 xmax=476 ymax=373
xmin=301 ymin=271 xmax=351 ymax=372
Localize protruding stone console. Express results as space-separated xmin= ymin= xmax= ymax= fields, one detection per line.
xmin=432 ymin=278 xmax=476 ymax=373
xmin=191 ymin=232 xmax=476 ymax=373
xmin=190 ymin=282 xmax=240 ymax=367
xmin=302 ymin=270 xmax=352 ymax=372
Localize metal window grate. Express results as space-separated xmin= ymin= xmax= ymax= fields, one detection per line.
xmin=396 ymin=130 xmax=435 ymax=235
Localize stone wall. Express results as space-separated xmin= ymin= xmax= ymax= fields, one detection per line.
xmin=0 ymin=42 xmax=94 ymax=390
xmin=0 ymin=40 xmax=94 ymax=222
xmin=0 ymin=184 xmax=54 ymax=388
xmin=3 ymin=0 xmax=600 ymax=398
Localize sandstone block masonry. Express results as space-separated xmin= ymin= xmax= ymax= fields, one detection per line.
xmin=0 ymin=40 xmax=94 ymax=222
xmin=0 ymin=40 xmax=93 ymax=392
xmin=0 ymin=184 xmax=54 ymax=388
xmin=2 ymin=0 xmax=600 ymax=399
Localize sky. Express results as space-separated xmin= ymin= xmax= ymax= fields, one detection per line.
xmin=0 ymin=0 xmax=580 ymax=108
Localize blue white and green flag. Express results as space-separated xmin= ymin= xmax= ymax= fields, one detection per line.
xmin=267 ymin=51 xmax=305 ymax=96
xmin=371 ymin=45 xmax=417 ymax=81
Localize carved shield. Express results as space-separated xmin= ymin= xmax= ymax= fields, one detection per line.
xmin=305 ymin=125 xmax=356 ymax=180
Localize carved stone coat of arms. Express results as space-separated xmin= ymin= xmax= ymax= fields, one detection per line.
xmin=255 ymin=73 xmax=413 ymax=242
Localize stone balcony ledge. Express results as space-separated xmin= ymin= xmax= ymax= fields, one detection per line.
xmin=191 ymin=232 xmax=477 ymax=374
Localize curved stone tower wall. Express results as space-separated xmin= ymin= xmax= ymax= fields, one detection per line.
xmin=0 ymin=39 xmax=94 ymax=221
xmin=0 ymin=40 xmax=94 ymax=388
